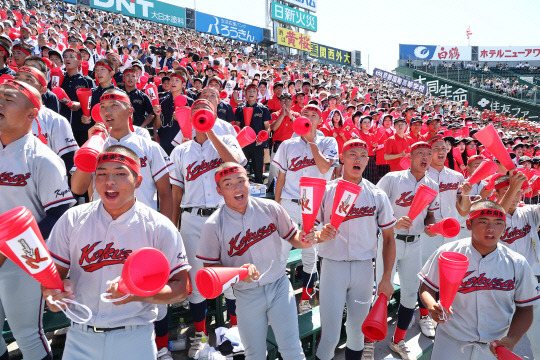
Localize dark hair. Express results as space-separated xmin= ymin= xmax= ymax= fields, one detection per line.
xmin=23 ymin=56 xmax=47 ymax=73
xmin=469 ymin=199 xmax=505 ymax=213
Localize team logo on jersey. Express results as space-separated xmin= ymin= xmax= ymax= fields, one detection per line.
xmin=289 ymin=156 xmax=316 ymax=172
xmin=335 ymin=191 xmax=355 ymax=217
xmin=500 ymin=225 xmax=531 ymax=244
xmin=458 ymin=271 xmax=515 ymax=294
xmin=18 ymin=239 xmax=49 ymax=270
xmin=344 ymin=205 xmax=376 ymax=221
xmin=139 ymin=156 xmax=148 ymax=168
xmin=395 ymin=191 xmax=415 ymax=207
xmin=300 ymin=188 xmax=313 ymax=214
xmin=439 ymin=182 xmax=459 ymax=192
xmin=228 ymin=224 xmax=277 ymax=257
xmin=79 ymin=241 xmax=132 ymax=272
xmin=0 ymin=172 xmax=31 ymax=186
xmin=186 ymin=158 xmax=224 ymax=181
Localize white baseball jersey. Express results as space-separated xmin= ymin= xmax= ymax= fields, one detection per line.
xmin=0 ymin=133 xmax=75 ymax=222
xmin=377 ymin=170 xmax=440 ymax=235
xmin=134 ymin=126 xmax=151 ymax=140
xmin=500 ymin=206 xmax=540 ymax=275
xmin=32 ymin=107 xmax=79 ymax=157
xmin=90 ymin=133 xmax=172 ymax=210
xmin=470 ymin=180 xmax=487 ymax=197
xmin=419 ymin=238 xmax=540 ymax=342
xmin=171 ymin=118 xmax=237 ymax=147
xmin=169 ymin=135 xmax=246 ymax=208
xmin=197 ymin=197 xmax=297 ymax=290
xmin=272 ymin=135 xmax=338 ymax=199
xmin=48 ymin=200 xmax=190 ymax=328
xmin=316 ymin=178 xmax=396 ymax=261
xmin=427 ymin=166 xmax=465 ymax=222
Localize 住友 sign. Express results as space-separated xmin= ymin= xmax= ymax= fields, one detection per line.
xmin=271 ymin=2 xmax=317 ymax=32
xmin=195 ymin=12 xmax=264 ymax=43
xmin=277 ymin=26 xmax=311 ymax=51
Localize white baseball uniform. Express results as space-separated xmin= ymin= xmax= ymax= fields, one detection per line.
xmin=419 ymin=238 xmax=540 ymax=360
xmin=47 ymin=200 xmax=190 ymax=360
xmin=376 ymin=170 xmax=439 ymax=309
xmin=0 ymin=133 xmax=75 ymax=359
xmin=169 ymin=135 xmax=246 ymax=304
xmin=32 ymin=107 xmax=79 ymax=157
xmin=197 ymin=197 xmax=305 ymax=360
xmin=171 ymin=118 xmax=237 ymax=147
xmin=315 ymin=178 xmax=396 ymax=359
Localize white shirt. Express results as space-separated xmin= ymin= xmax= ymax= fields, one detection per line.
xmin=32 ymin=107 xmax=79 ymax=157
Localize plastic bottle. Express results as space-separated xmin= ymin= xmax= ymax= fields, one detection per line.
xmin=168 ymin=318 xmax=187 ymax=351
xmin=198 ymin=336 xmax=209 ymax=360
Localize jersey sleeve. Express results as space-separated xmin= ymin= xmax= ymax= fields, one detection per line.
xmin=35 ymin=152 xmax=75 ymax=211
xmin=514 ymin=258 xmax=540 ymax=307
xmin=377 ymin=190 xmax=397 ymax=229
xmin=271 ymin=201 xmax=297 ymax=241
xmin=168 ymin=146 xmax=185 ymax=188
xmin=149 ymin=142 xmax=172 ymax=181
xmin=376 ymin=173 xmax=393 ymax=198
xmin=456 ymin=173 xmax=466 ymax=195
xmin=172 ymin=130 xmax=183 ymax=147
xmin=47 ymin=210 xmax=73 ymax=268
xmin=196 ymin=217 xmax=222 ymax=264
xmin=156 ymin=221 xmax=191 ymax=277
xmin=321 ymin=137 xmax=339 ymax=167
xmin=418 ymin=249 xmax=441 ymax=291
xmin=222 ymin=135 xmax=247 ymax=166
xmin=272 ymin=141 xmax=288 ymax=174
xmin=50 ymin=113 xmax=79 ymax=157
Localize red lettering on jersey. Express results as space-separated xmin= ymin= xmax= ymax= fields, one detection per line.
xmin=79 ymin=241 xmax=132 ymax=272
xmin=395 ymin=191 xmax=415 ymax=207
xmin=458 ymin=271 xmax=515 ymax=293
xmin=344 ymin=205 xmax=376 ymax=221
xmin=228 ymin=224 xmax=277 ymax=257
xmin=439 ymin=182 xmax=459 ymax=192
xmin=0 ymin=172 xmax=31 ymax=186
xmin=186 ymin=158 xmax=224 ymax=181
xmin=500 ymin=224 xmax=531 ymax=244
xmin=289 ymin=156 xmax=316 ymax=172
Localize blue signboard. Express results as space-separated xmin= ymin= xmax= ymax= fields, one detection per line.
xmin=195 ymin=12 xmax=264 ymax=43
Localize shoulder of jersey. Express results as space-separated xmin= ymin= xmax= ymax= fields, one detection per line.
xmin=41 ymin=106 xmax=70 ymax=124
xmin=444 ymin=167 xmax=465 ymax=178
xmin=28 ymin=135 xmax=61 ymax=158
xmin=497 ymin=242 xmax=530 ymax=264
xmin=135 ymin=201 xmax=177 ymax=228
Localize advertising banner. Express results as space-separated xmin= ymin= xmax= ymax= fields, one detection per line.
xmin=195 ymin=11 xmax=264 ymax=43
xmin=272 ymin=2 xmax=317 ymax=32
xmin=309 ymin=42 xmax=351 ymax=65
xmin=91 ymin=0 xmax=186 ymax=28
xmin=478 ymin=46 xmax=540 ymax=62
xmin=399 ymin=44 xmax=472 ymax=61
xmin=283 ymin=0 xmax=317 ymax=12
xmin=373 ymin=68 xmax=428 ymax=94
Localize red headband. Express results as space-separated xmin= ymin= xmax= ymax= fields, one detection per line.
xmin=95 ymin=60 xmax=113 ymax=72
xmin=18 ymin=66 xmax=47 ymax=87
xmin=100 ymin=93 xmax=131 ymax=105
xmin=411 ymin=141 xmax=431 ymax=152
xmin=468 ymin=155 xmax=484 ymax=163
xmin=12 ymin=44 xmax=31 ymax=56
xmin=123 ymin=68 xmax=136 ymax=75
xmin=170 ymin=73 xmax=186 ymax=82
xmin=63 ymin=48 xmax=82 ymax=61
xmin=301 ymin=104 xmax=322 ymax=119
xmin=469 ymin=208 xmax=505 ymax=221
xmin=96 ymin=152 xmax=140 ymax=175
xmin=342 ymin=140 xmax=368 ymax=153
xmin=3 ymin=79 xmax=41 ymax=110
xmin=428 ymin=136 xmax=444 ymax=145
xmin=494 ymin=180 xmax=510 ymax=190
xmin=214 ymin=165 xmax=247 ymax=184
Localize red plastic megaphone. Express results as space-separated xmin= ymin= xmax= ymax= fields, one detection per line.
xmin=399 ymin=156 xmax=411 ymax=170
xmin=257 ymin=130 xmax=269 ymax=143
xmin=494 ymin=343 xmax=523 ymax=360
xmin=361 ymin=294 xmax=388 ymax=341
xmin=243 ymin=107 xmax=253 ymax=127
xmin=175 ymin=106 xmax=192 ymax=139
xmin=293 ymin=117 xmax=312 ymax=136
xmin=467 ymin=160 xmax=498 ymax=185
xmin=438 ymin=251 xmax=469 ymax=311
xmin=220 ymin=90 xmax=228 ymax=99
xmin=428 ymin=218 xmax=460 ymax=238
xmin=81 ymin=61 xmax=89 ymax=76
xmin=196 ymin=267 xmax=249 ymax=299
xmin=351 ymin=87 xmax=358 ymax=99
xmin=50 ymin=67 xmax=64 ymax=87
xmin=473 ymin=124 xmax=516 ymax=171
xmin=299 ymin=177 xmax=327 ymax=233
xmin=331 ymin=179 xmax=361 ymax=229
xmin=408 ymin=184 xmax=438 ymax=221
xmin=136 ymin=75 xmax=148 ymax=90
xmin=174 ymin=94 xmax=187 ymax=108
xmin=145 ymin=84 xmax=159 ymax=106
xmin=74 ymin=130 xmax=107 ymax=173
xmin=76 ymin=88 xmax=92 ymax=117
xmin=117 ymin=248 xmax=170 ymax=297
xmin=191 ymin=108 xmax=215 ymax=133
xmin=236 ymin=126 xmax=256 ymax=148
xmin=233 ymin=125 xmax=241 ymax=134
xmin=91 ymin=104 xmax=102 ymax=122
xmin=52 ymin=87 xmax=73 ymax=107
xmin=154 ymin=76 xmax=162 ymax=87
xmin=0 ymin=207 xmax=64 ymax=290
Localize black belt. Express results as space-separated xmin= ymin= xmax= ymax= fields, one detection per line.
xmin=290 ymin=199 xmax=300 ymax=204
xmin=87 ymin=325 xmax=125 ymax=333
xmin=182 ymin=207 xmax=217 ymax=217
xmin=396 ymin=234 xmax=418 ymax=242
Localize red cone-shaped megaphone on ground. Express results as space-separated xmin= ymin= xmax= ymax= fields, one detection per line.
xmin=52 ymin=87 xmax=72 ymax=107
xmin=76 ymin=88 xmax=92 ymax=117
xmin=81 ymin=61 xmax=89 ymax=76
xmin=0 ymin=207 xmax=64 ymax=290
xmin=243 ymin=107 xmax=253 ymax=127
xmin=439 ymin=251 xmax=469 ymax=311
xmin=257 ymin=130 xmax=269 ymax=143
xmin=175 ymin=107 xmax=192 ymax=139
xmin=408 ymin=184 xmax=438 ymax=221
xmin=400 ymin=156 xmax=411 ymax=170
xmin=237 ymin=126 xmax=256 ymax=148
xmin=117 ymin=248 xmax=170 ymax=297
xmin=196 ymin=267 xmax=249 ymax=299
xmin=91 ymin=104 xmax=102 ymax=123
xmin=299 ymin=177 xmax=327 ymax=233
xmin=467 ymin=160 xmax=498 ymax=185
xmin=494 ymin=343 xmax=523 ymax=360
xmin=174 ymin=94 xmax=187 ymax=108
xmin=473 ymin=124 xmax=515 ymax=171
xmin=145 ymin=84 xmax=159 ymax=106
xmin=74 ymin=130 xmax=106 ymax=173
xmin=293 ymin=117 xmax=312 ymax=136
xmin=331 ymin=179 xmax=361 ymax=229
xmin=361 ymin=294 xmax=388 ymax=341
xmin=191 ymin=109 xmax=215 ymax=133
xmin=428 ymin=218 xmax=460 ymax=238
xmin=50 ymin=67 xmax=64 ymax=87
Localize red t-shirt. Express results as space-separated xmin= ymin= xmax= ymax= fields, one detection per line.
xmin=358 ymin=131 xmax=376 ymax=156
xmin=384 ymin=134 xmax=411 ymax=171
xmin=374 ymin=127 xmax=393 ymax=165
xmin=291 ymin=103 xmax=303 ymax=114
xmin=419 ymin=132 xmax=438 ymax=142
xmin=266 ymin=94 xmax=282 ymax=113
xmin=406 ymin=132 xmax=421 ymax=146
xmin=269 ymin=110 xmax=299 ymax=142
